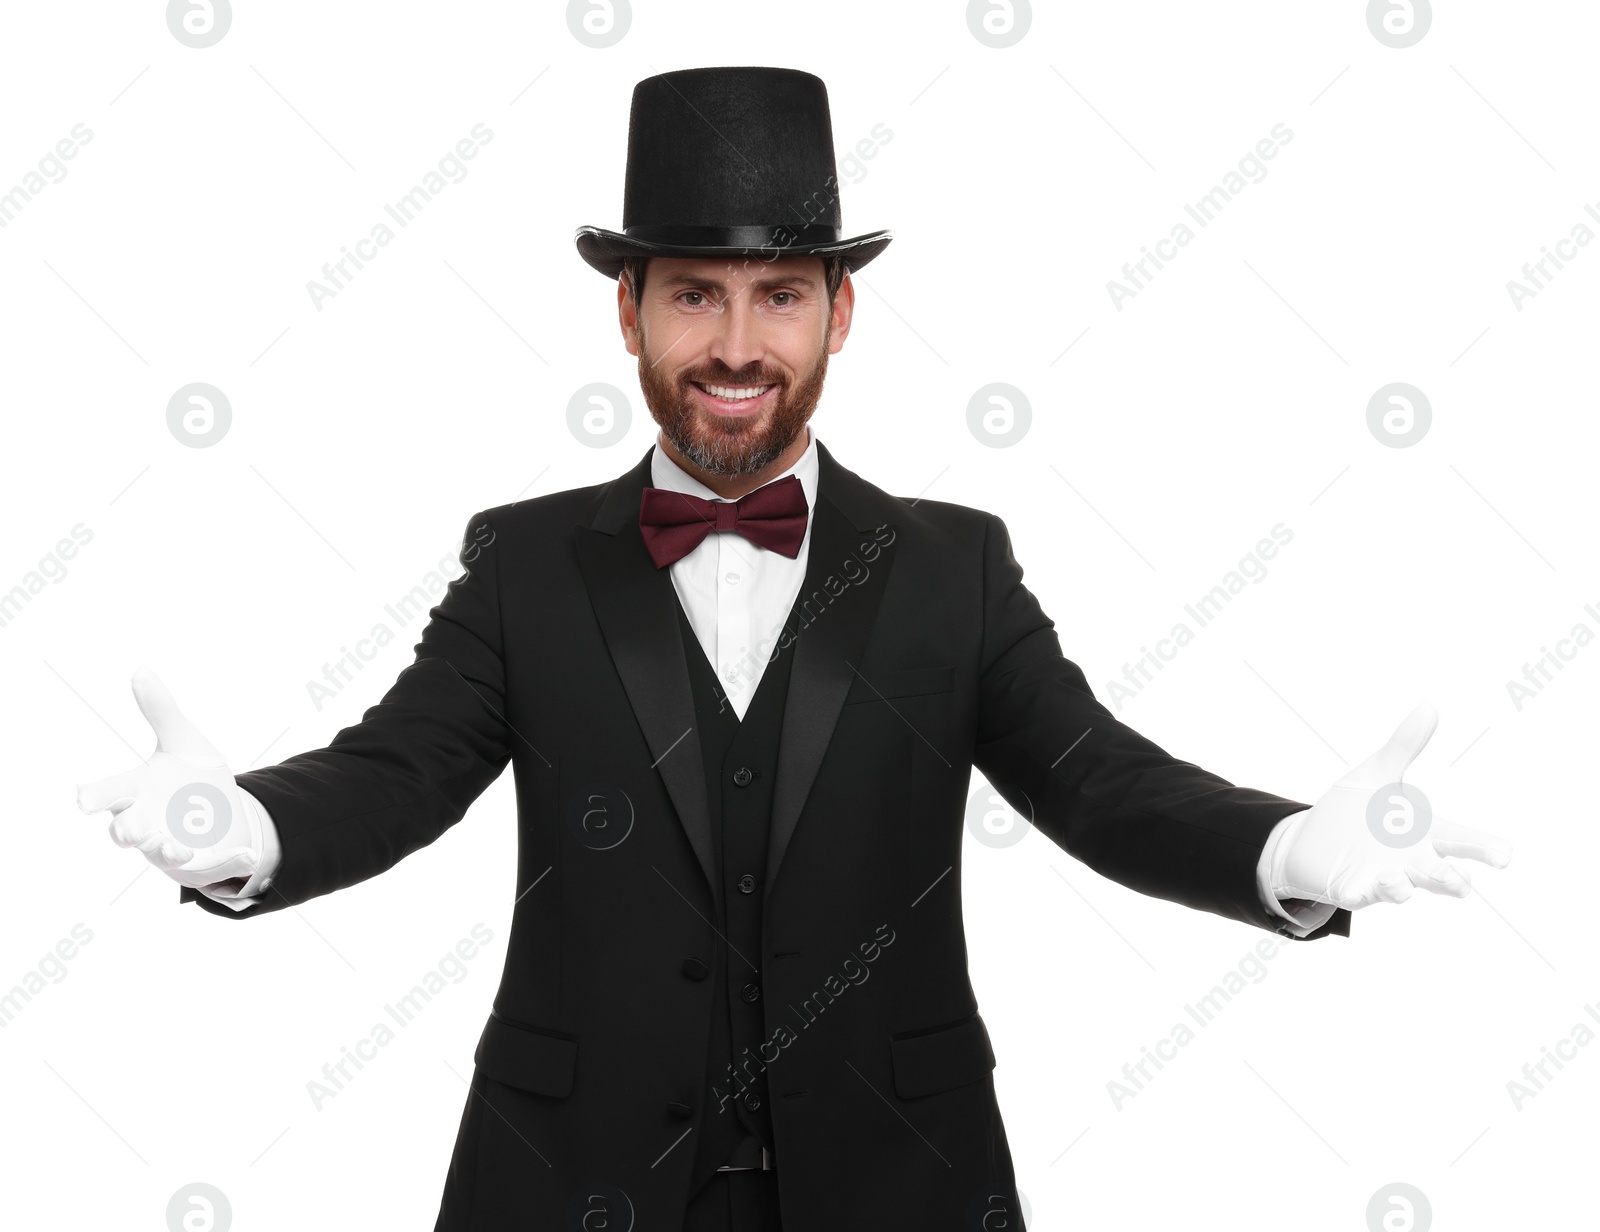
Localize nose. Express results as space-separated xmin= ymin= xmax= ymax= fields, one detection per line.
xmin=705 ymin=287 xmax=764 ymax=377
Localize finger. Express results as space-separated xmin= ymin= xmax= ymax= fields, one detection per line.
xmin=1340 ymin=701 xmax=1439 ymax=787
xmin=107 ymin=807 xmax=152 ymax=848
xmin=1406 ymin=855 xmax=1472 ymax=898
xmin=1331 ymin=878 xmax=1375 ymax=911
xmin=108 ymin=807 xmax=167 ymax=856
xmin=1429 ymin=816 xmax=1513 ymax=868
xmin=146 ymin=836 xmax=195 ymax=869
xmin=179 ymin=845 xmax=259 ymax=882
xmin=1373 ymin=869 xmax=1415 ymax=904
xmin=108 ymin=810 xmax=192 ymax=867
xmin=76 ymin=769 xmax=144 ymax=814
xmin=130 ymin=666 xmax=220 ymax=761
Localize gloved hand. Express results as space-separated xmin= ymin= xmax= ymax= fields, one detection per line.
xmin=76 ymin=667 xmax=265 ymax=890
xmin=1269 ymin=701 xmax=1512 ymax=911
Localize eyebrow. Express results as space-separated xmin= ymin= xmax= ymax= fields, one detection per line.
xmin=655 ymin=273 xmax=817 ymax=293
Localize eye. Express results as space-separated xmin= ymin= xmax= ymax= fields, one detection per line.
xmin=770 ymin=291 xmax=796 ymax=307
xmin=677 ymin=290 xmax=708 ymax=307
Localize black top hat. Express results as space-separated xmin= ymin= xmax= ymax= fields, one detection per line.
xmin=575 ymin=66 xmax=892 ymax=280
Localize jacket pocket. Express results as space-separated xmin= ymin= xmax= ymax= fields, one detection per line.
xmin=473 ymin=1011 xmax=578 ymax=1098
xmin=843 ymin=664 xmax=955 ymax=705
xmin=889 ymin=1011 xmax=996 ymax=1098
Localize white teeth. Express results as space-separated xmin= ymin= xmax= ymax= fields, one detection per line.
xmin=699 ymin=383 xmax=772 ymax=401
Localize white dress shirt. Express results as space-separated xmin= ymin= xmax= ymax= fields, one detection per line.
xmin=203 ymin=425 xmax=1330 ymax=936
xmin=649 ymin=424 xmax=819 ymax=720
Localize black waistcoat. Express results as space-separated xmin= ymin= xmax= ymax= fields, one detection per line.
xmin=674 ymin=593 xmax=799 ymax=1190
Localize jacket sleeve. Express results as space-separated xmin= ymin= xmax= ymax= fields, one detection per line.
xmin=180 ymin=509 xmax=512 ymax=919
xmin=971 ymin=513 xmax=1349 ymax=941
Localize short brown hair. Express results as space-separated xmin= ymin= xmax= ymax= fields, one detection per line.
xmin=623 ymin=252 xmax=849 ymax=310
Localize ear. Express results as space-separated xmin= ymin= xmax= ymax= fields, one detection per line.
xmin=826 ymin=271 xmax=854 ymax=355
xmin=619 ymin=274 xmax=641 ymax=356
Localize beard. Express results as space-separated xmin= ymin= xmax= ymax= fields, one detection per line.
xmin=636 ymin=321 xmax=830 ymax=477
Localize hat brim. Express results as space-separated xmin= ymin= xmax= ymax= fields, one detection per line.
xmin=574 ymin=226 xmax=892 ymax=280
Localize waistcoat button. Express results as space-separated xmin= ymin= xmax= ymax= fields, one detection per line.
xmin=732 ymin=766 xmax=754 ymax=787
xmin=737 ymin=874 xmax=757 ymax=894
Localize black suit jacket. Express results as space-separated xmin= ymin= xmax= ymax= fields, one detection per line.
xmin=183 ymin=440 xmax=1349 ymax=1229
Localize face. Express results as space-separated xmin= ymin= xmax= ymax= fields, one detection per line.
xmin=620 ymin=254 xmax=853 ymax=477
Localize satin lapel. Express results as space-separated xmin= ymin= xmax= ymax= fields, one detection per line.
xmin=766 ymin=445 xmax=899 ymax=893
xmin=574 ymin=448 xmax=717 ymax=895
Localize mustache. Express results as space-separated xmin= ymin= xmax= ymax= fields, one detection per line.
xmin=682 ymin=370 xmax=783 ymax=387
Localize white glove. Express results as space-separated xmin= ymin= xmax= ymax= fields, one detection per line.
xmin=76 ymin=667 xmax=265 ymax=891
xmin=1269 ymin=702 xmax=1512 ymax=912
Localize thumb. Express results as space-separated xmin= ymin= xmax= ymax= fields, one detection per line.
xmin=1339 ymin=700 xmax=1438 ymax=787
xmin=130 ymin=666 xmax=222 ymax=761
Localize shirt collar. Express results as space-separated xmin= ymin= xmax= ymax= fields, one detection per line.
xmin=650 ymin=423 xmax=818 ymax=512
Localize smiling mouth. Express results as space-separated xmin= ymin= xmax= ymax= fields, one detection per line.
xmin=689 ymin=380 xmax=777 ymax=415
xmin=692 ymin=381 xmax=774 ymax=400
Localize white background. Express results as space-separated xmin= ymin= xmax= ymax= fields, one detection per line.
xmin=2 ymin=2 xmax=1592 ymax=1228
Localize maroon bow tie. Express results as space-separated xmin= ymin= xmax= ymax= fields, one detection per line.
xmin=638 ymin=474 xmax=809 ymax=568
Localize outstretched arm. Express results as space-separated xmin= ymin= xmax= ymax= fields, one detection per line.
xmin=77 ymin=510 xmax=512 ymax=920
xmin=192 ymin=510 xmax=512 ymax=918
xmin=971 ymin=512 xmax=1350 ymax=940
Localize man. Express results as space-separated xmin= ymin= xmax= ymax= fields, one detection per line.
xmin=77 ymin=67 xmax=1511 ymax=1231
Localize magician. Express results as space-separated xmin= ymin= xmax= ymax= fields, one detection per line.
xmin=78 ymin=66 xmax=1513 ymax=1232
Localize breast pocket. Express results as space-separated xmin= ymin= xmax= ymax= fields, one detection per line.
xmin=842 ymin=664 xmax=955 ymax=706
